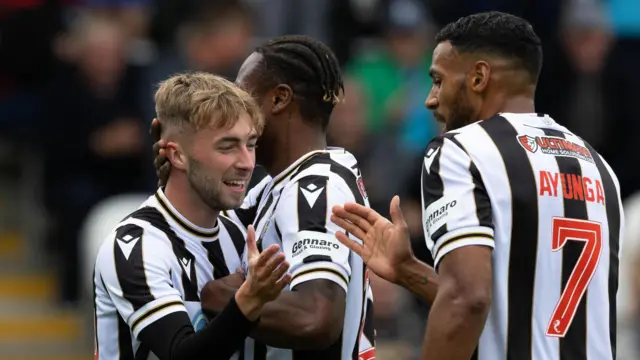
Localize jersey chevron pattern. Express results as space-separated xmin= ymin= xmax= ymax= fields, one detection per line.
xmin=93 ymin=189 xmax=246 ymax=360
xmin=241 ymin=148 xmax=375 ymax=360
xmin=421 ymin=113 xmax=623 ymax=360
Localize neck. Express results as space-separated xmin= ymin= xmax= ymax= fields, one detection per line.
xmin=264 ymin=120 xmax=327 ymax=176
xmin=163 ymin=173 xmax=219 ymax=228
xmin=479 ymin=92 xmax=536 ymax=120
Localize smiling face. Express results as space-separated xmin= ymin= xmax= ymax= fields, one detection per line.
xmin=184 ymin=112 xmax=258 ymax=210
xmin=425 ymin=41 xmax=481 ymax=132
xmin=156 ymin=72 xmax=264 ymax=211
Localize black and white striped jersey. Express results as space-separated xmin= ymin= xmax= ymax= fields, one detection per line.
xmin=239 ymin=148 xmax=376 ymax=360
xmin=421 ymin=113 xmax=624 ymax=360
xmin=223 ymin=174 xmax=271 ymax=230
xmin=93 ymin=188 xmax=246 ymax=360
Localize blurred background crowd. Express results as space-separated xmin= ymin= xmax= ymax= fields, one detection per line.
xmin=1 ymin=0 xmax=640 ymax=358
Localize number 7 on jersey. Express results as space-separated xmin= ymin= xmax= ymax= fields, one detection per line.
xmin=546 ymin=217 xmax=603 ymax=337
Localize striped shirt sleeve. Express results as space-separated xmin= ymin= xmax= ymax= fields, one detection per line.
xmin=276 ymin=175 xmax=352 ymax=293
xmin=421 ymin=135 xmax=495 ymax=268
xmin=95 ymin=220 xmax=187 ymax=339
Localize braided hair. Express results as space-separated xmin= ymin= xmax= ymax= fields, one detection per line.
xmin=255 ymin=35 xmax=344 ymax=130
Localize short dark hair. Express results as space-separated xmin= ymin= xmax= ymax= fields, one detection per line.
xmin=255 ymin=35 xmax=344 ymax=130
xmin=435 ymin=11 xmax=543 ymax=83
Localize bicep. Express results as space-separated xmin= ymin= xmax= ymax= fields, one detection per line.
xmin=437 ymin=245 xmax=493 ymax=303
xmin=291 ymin=279 xmax=347 ymax=330
xmin=277 ymin=176 xmax=353 ymax=293
xmin=97 ymin=223 xmax=187 ymax=339
xmin=292 ymin=279 xmax=346 ymax=303
xmin=421 ymin=136 xmax=495 ymax=268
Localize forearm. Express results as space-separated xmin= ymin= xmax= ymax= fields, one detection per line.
xmin=139 ymin=297 xmax=256 ymax=360
xmin=201 ymin=283 xmax=238 ymax=319
xmin=204 ymin=284 xmax=336 ymax=348
xmin=250 ymin=290 xmax=324 ymax=349
xmin=398 ymin=257 xmax=439 ymax=304
xmin=202 ymin=278 xmax=343 ymax=349
xmin=420 ymin=290 xmax=489 ymax=359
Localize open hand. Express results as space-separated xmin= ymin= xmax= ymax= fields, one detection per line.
xmin=330 ymin=195 xmax=414 ymax=285
xmin=149 ymin=118 xmax=171 ymax=186
xmin=235 ymin=225 xmax=291 ymax=320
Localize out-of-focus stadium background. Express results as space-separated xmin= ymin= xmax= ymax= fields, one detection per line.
xmin=0 ymin=0 xmax=639 ymax=358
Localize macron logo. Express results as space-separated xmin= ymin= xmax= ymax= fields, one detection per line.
xmin=180 ymin=258 xmax=192 ymax=280
xmin=116 ymin=235 xmax=140 ymax=260
xmin=300 ymin=183 xmax=324 ymax=208
xmin=424 ymin=147 xmax=440 ymax=174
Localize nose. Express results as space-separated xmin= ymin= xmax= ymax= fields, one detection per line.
xmin=235 ymin=146 xmax=255 ymax=172
xmin=425 ymin=91 xmax=438 ymax=111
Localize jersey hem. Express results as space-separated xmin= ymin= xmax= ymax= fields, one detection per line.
xmin=432 ymin=225 xmax=494 ymax=258
xmin=290 ymin=265 xmax=350 ymax=292
xmin=433 ymin=237 xmax=495 ymax=269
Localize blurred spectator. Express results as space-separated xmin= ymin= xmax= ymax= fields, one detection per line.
xmin=602 ymin=0 xmax=640 ymax=200
xmin=327 ymin=0 xmax=388 ymax=65
xmin=561 ymin=0 xmax=611 ymax=149
xmin=0 ymin=0 xmax=68 ymax=138
xmin=345 ymin=0 xmax=438 ymax=212
xmin=143 ymin=0 xmax=254 ymax=121
xmin=328 ymin=79 xmax=370 ymax=160
xmin=42 ymin=14 xmax=147 ymax=305
xmin=248 ymin=0 xmax=331 ymax=45
xmin=78 ymin=0 xmax=152 ymax=42
xmin=77 ymin=0 xmax=155 ymax=70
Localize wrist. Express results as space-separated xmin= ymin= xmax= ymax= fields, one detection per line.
xmin=398 ymin=256 xmax=430 ymax=288
xmin=235 ymin=284 xmax=263 ymax=321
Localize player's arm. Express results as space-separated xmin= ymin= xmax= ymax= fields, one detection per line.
xmin=97 ymin=222 xmax=283 ymax=360
xmin=249 ymin=175 xmax=353 ymax=349
xmin=397 ymin=257 xmax=439 ymax=303
xmin=419 ymin=136 xmax=494 ymax=360
xmin=203 ymin=279 xmax=343 ymax=350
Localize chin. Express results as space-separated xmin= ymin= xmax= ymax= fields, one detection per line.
xmin=223 ymin=193 xmax=246 ymax=210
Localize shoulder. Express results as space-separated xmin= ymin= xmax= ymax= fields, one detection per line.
xmin=95 ymin=207 xmax=173 ymax=269
xmin=294 ymin=150 xmax=360 ymax=183
xmin=290 ymin=151 xmax=362 ymax=199
xmin=423 ymin=133 xmax=474 ymax=175
xmin=275 ymin=176 xmax=357 ymax=216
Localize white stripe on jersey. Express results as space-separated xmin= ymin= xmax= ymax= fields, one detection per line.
xmin=421 ymin=113 xmax=623 ymax=360
xmin=241 ymin=148 xmax=375 ymax=360
xmin=93 ymin=188 xmax=246 ymax=360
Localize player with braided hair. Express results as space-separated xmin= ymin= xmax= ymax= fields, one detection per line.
xmin=232 ymin=35 xmax=346 ymax=177
xmin=152 ymin=35 xmax=375 ymax=359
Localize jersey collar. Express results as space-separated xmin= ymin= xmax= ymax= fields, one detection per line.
xmin=154 ymin=188 xmax=220 ymax=239
xmin=269 ymin=149 xmax=330 ymax=191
